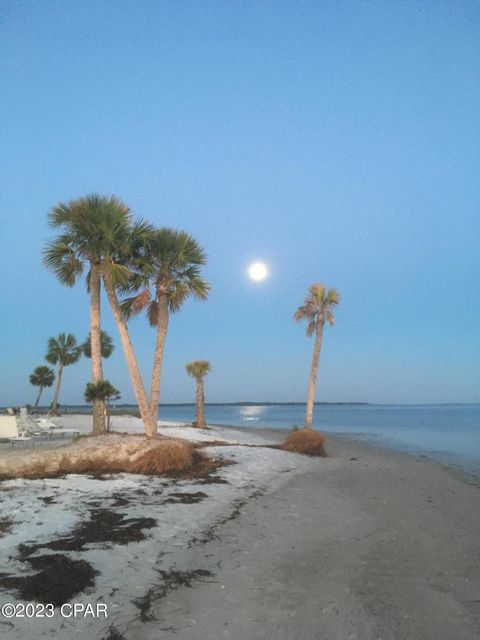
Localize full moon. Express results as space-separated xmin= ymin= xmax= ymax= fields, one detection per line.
xmin=248 ymin=262 xmax=268 ymax=281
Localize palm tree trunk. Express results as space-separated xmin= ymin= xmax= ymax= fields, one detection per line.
xmin=90 ymin=263 xmax=106 ymax=435
xmin=103 ymin=276 xmax=156 ymax=438
xmin=304 ymin=321 xmax=324 ymax=429
xmin=149 ymin=293 xmax=169 ymax=425
xmin=51 ymin=363 xmax=64 ymax=414
xmin=195 ymin=378 xmax=206 ymax=428
xmin=34 ymin=387 xmax=44 ymax=410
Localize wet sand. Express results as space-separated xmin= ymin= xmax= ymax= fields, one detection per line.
xmin=134 ymin=434 xmax=480 ymax=640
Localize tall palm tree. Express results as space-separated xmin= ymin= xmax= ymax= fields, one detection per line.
xmin=185 ymin=360 xmax=211 ymax=428
xmin=43 ymin=194 xmax=153 ymax=435
xmin=295 ymin=284 xmax=340 ymax=429
xmin=121 ymin=228 xmax=210 ymax=437
xmin=29 ymin=366 xmax=55 ymax=410
xmin=82 ymin=330 xmax=114 ymax=359
xmin=100 ymin=218 xmax=157 ymax=435
xmin=45 ymin=333 xmax=82 ymax=413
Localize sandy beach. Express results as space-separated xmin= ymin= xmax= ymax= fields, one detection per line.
xmin=0 ymin=416 xmax=479 ymax=640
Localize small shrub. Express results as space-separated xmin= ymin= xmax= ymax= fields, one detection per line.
xmin=281 ymin=429 xmax=327 ymax=457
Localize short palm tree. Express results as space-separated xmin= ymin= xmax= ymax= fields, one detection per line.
xmin=84 ymin=380 xmax=120 ymax=432
xmin=43 ymin=194 xmax=153 ymax=435
xmin=29 ymin=366 xmax=55 ymax=410
xmin=121 ymin=228 xmax=210 ymax=436
xmin=82 ymin=330 xmax=114 ymax=359
xmin=185 ymin=360 xmax=211 ymax=428
xmin=45 ymin=333 xmax=82 ymax=413
xmin=295 ymin=284 xmax=340 ymax=429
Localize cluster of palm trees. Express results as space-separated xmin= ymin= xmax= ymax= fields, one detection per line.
xmin=43 ymin=194 xmax=209 ymax=438
xmin=42 ymin=193 xmax=340 ymax=435
xmin=29 ymin=331 xmax=115 ymax=413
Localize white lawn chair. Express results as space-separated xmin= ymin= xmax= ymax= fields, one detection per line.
xmin=34 ymin=413 xmax=80 ymax=438
xmin=0 ymin=416 xmax=32 ymax=447
xmin=49 ymin=428 xmax=80 ymax=439
xmin=0 ymin=416 xmax=19 ymax=439
xmin=18 ymin=407 xmax=43 ymax=435
xmin=10 ymin=432 xmax=32 ymax=446
xmin=18 ymin=408 xmax=79 ymax=440
xmin=35 ymin=417 xmax=58 ymax=430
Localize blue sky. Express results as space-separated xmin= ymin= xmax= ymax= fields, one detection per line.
xmin=1 ymin=1 xmax=479 ymax=406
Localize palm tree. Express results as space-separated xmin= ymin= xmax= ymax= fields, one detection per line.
xmin=100 ymin=218 xmax=157 ymax=435
xmin=82 ymin=330 xmax=114 ymax=359
xmin=121 ymin=228 xmax=210 ymax=437
xmin=84 ymin=380 xmax=121 ymax=432
xmin=185 ymin=360 xmax=211 ymax=428
xmin=29 ymin=366 xmax=55 ymax=410
xmin=295 ymin=284 xmax=340 ymax=429
xmin=43 ymin=194 xmax=153 ymax=435
xmin=45 ymin=333 xmax=82 ymax=413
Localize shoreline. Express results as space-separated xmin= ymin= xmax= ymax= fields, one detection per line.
xmin=1 ymin=417 xmax=479 ymax=639
xmin=3 ymin=413 xmax=479 ymax=482
xmin=205 ymin=421 xmax=480 ymax=484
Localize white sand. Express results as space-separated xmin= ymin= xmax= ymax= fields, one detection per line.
xmin=0 ymin=415 xmax=315 ymax=640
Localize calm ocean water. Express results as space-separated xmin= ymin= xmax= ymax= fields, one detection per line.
xmin=156 ymin=403 xmax=480 ymax=473
xmin=65 ymin=403 xmax=480 ymax=474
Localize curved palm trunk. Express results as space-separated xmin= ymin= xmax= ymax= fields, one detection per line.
xmin=194 ymin=377 xmax=206 ymax=428
xmin=149 ymin=294 xmax=169 ymax=427
xmin=50 ymin=363 xmax=64 ymax=414
xmin=304 ymin=321 xmax=324 ymax=429
xmin=34 ymin=386 xmax=44 ymax=410
xmin=90 ymin=263 xmax=106 ymax=435
xmin=103 ymin=276 xmax=156 ymax=438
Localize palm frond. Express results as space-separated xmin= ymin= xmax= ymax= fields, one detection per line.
xmin=306 ymin=320 xmax=316 ymax=337
xmin=185 ymin=360 xmax=211 ymax=379
xmin=43 ymin=238 xmax=84 ymax=287
xmin=105 ymin=262 xmax=133 ymax=287
xmin=29 ymin=366 xmax=55 ymax=387
xmin=82 ymin=330 xmax=114 ymax=358
xmin=45 ymin=333 xmax=82 ymax=366
xmin=295 ymin=283 xmax=341 ymax=334
xmin=133 ymin=289 xmax=151 ymax=312
xmin=119 ymin=297 xmax=138 ymax=320
xmin=147 ymin=300 xmax=159 ymax=327
xmin=85 ymin=379 xmax=120 ymax=402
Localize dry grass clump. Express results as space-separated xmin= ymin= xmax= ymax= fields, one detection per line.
xmin=0 ymin=435 xmax=198 ymax=479
xmin=281 ymin=429 xmax=327 ymax=457
xmin=126 ymin=439 xmax=195 ymax=475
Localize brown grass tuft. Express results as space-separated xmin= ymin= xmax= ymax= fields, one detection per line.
xmin=280 ymin=429 xmax=327 ymax=457
xmin=126 ymin=440 xmax=195 ymax=475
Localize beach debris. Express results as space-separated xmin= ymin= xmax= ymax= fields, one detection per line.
xmin=17 ymin=508 xmax=157 ymax=557
xmin=163 ymin=491 xmax=208 ymax=504
xmin=133 ymin=568 xmax=214 ymax=622
xmin=0 ymin=554 xmax=98 ymax=606
xmin=0 ymin=517 xmax=13 ymax=537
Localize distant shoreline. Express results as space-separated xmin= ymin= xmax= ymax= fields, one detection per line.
xmin=4 ymin=401 xmax=479 ymax=411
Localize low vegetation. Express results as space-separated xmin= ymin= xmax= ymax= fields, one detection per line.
xmin=0 ymin=435 xmax=201 ymax=479
xmin=281 ymin=429 xmax=327 ymax=457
